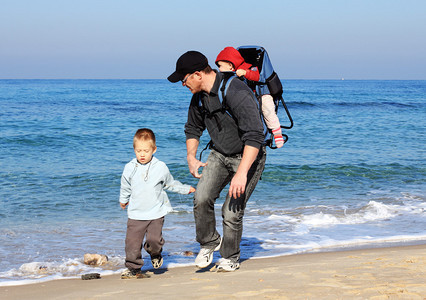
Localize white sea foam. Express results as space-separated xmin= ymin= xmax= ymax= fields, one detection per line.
xmin=250 ymin=234 xmax=426 ymax=260
xmin=298 ymin=201 xmax=403 ymax=228
xmin=268 ymin=214 xmax=298 ymax=222
xmin=0 ymin=256 xmax=126 ymax=287
xmin=265 ymin=200 xmax=404 ymax=229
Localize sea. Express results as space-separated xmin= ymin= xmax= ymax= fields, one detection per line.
xmin=0 ymin=79 xmax=425 ymax=286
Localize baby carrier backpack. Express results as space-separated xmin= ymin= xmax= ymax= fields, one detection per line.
xmin=199 ymin=46 xmax=294 ymax=159
xmin=222 ymin=46 xmax=294 ymax=148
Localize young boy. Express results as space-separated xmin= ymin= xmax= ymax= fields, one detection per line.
xmin=216 ymin=46 xmax=284 ymax=148
xmin=119 ymin=128 xmax=195 ymax=279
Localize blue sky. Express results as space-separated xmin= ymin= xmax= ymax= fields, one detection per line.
xmin=1 ymin=0 xmax=425 ymax=79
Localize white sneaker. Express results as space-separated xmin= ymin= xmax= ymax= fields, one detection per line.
xmin=216 ymin=258 xmax=240 ymax=272
xmin=195 ymin=238 xmax=222 ymax=268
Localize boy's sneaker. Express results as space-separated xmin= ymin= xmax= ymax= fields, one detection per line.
xmin=216 ymin=258 xmax=240 ymax=272
xmin=195 ymin=238 xmax=222 ymax=268
xmin=120 ymin=269 xmax=150 ymax=279
xmin=151 ymin=255 xmax=163 ymax=269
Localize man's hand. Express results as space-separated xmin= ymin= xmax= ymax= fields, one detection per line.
xmin=186 ymin=138 xmax=205 ymax=178
xmin=228 ymin=145 xmax=259 ymax=199
xmin=187 ymin=156 xmax=207 ymax=179
xmin=228 ymin=171 xmax=247 ymax=199
xmin=120 ymin=202 xmax=128 ymax=209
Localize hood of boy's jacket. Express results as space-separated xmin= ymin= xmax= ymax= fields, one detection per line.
xmin=215 ymin=47 xmax=252 ymax=70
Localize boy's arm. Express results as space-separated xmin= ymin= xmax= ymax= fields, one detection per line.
xmin=119 ymin=166 xmax=132 ymax=208
xmin=162 ymin=164 xmax=194 ymax=195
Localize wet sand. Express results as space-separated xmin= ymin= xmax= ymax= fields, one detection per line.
xmin=1 ymin=244 xmax=425 ymax=299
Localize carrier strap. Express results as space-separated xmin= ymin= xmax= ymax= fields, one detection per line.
xmin=218 ymin=73 xmax=237 ymax=116
xmin=198 ymin=73 xmax=237 ymax=161
xmin=203 ymin=73 xmax=237 ymax=132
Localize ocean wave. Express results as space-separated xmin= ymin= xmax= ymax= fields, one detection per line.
xmin=259 ymin=234 xmax=426 ymax=254
xmin=298 ymin=201 xmax=398 ymax=227
xmin=262 ymin=163 xmax=425 ymax=184
xmin=265 ymin=198 xmax=425 ymax=230
xmin=287 ymin=100 xmax=422 ymax=109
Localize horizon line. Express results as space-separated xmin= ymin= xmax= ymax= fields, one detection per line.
xmin=1 ymin=78 xmax=425 ymax=81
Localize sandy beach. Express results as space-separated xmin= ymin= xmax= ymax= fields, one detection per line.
xmin=1 ymin=244 xmax=425 ymax=299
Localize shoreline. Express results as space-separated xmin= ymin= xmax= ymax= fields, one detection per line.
xmin=1 ymin=244 xmax=425 ymax=299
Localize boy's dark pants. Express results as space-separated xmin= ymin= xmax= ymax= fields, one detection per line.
xmin=125 ymin=217 xmax=165 ymax=270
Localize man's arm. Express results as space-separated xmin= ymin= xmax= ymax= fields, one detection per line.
xmin=186 ymin=138 xmax=207 ymax=179
xmin=228 ymin=144 xmax=259 ymax=199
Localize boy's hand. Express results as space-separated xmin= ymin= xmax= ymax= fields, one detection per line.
xmin=236 ymin=69 xmax=246 ymax=77
xmin=189 ymin=186 xmax=196 ymax=194
xmin=120 ymin=202 xmax=128 ymax=209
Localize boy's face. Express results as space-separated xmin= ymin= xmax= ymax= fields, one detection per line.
xmin=217 ymin=61 xmax=234 ymax=72
xmin=134 ymin=139 xmax=156 ymax=164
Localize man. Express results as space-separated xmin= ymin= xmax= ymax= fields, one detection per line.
xmin=168 ymin=51 xmax=266 ymax=272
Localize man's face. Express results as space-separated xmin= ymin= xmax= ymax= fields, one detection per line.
xmin=182 ymin=72 xmax=202 ymax=94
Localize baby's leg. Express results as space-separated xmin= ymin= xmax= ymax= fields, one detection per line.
xmin=261 ymin=95 xmax=284 ymax=148
xmin=261 ymin=95 xmax=280 ymax=129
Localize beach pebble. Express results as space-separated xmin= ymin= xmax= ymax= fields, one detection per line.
xmin=83 ymin=254 xmax=108 ymax=266
xmin=81 ymin=273 xmax=101 ymax=280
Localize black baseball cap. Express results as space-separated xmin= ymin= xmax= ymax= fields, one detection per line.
xmin=167 ymin=51 xmax=208 ymax=83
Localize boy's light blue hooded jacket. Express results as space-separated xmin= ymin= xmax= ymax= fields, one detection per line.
xmin=119 ymin=157 xmax=191 ymax=220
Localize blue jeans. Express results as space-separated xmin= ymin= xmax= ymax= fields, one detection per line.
xmin=193 ymin=147 xmax=266 ymax=261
